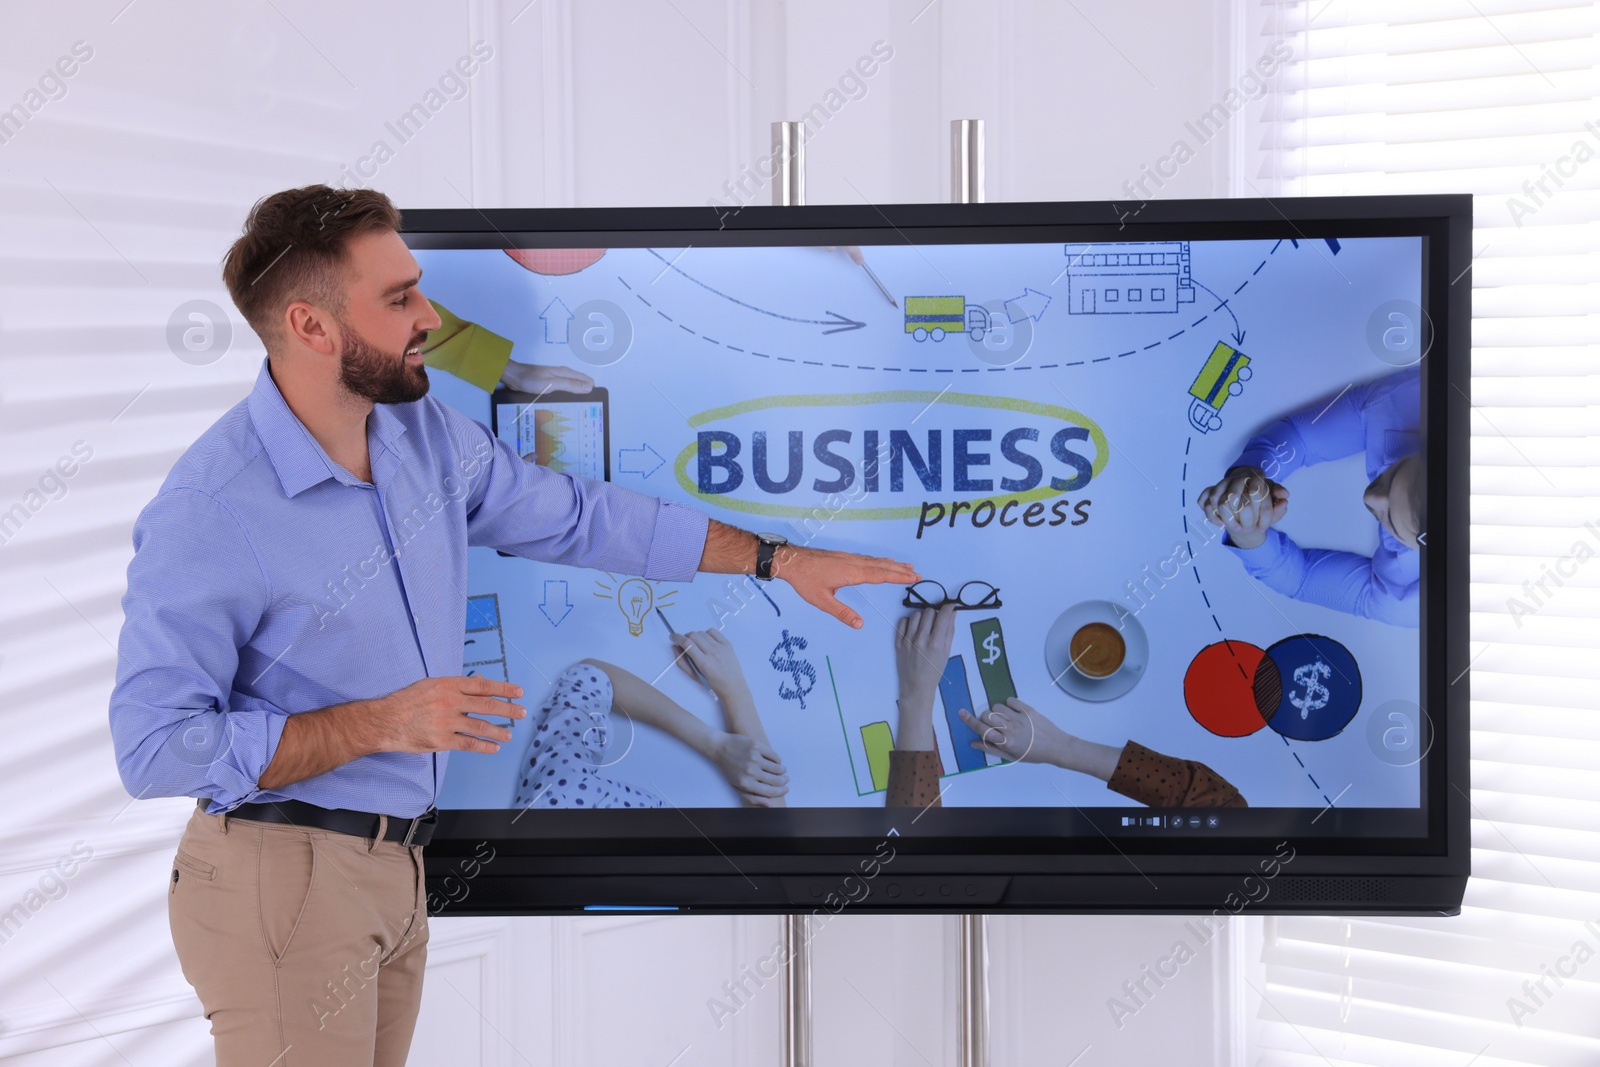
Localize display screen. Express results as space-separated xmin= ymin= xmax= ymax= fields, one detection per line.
xmin=494 ymin=396 xmax=608 ymax=481
xmin=416 ymin=231 xmax=1433 ymax=844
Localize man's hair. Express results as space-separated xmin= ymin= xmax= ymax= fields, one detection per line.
xmin=221 ymin=185 xmax=402 ymax=351
xmin=1404 ymin=450 xmax=1427 ymax=529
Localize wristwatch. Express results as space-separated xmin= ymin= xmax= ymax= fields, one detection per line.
xmin=755 ymin=532 xmax=788 ymax=581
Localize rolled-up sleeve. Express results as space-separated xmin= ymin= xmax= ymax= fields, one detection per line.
xmin=1230 ymin=527 xmax=1417 ymax=626
xmin=109 ymin=488 xmax=290 ymax=811
xmin=453 ymin=410 xmax=709 ymax=581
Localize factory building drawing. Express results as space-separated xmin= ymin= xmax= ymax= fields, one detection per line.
xmin=1064 ymin=241 xmax=1196 ymax=315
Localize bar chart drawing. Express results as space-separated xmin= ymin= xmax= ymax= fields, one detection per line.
xmin=464 ymin=593 xmax=509 ymax=684
xmin=860 ymin=721 xmax=894 ymax=791
xmin=939 ymin=656 xmax=987 ymax=773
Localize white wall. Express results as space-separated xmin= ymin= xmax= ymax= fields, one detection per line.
xmin=0 ymin=1 xmax=1244 ymax=1063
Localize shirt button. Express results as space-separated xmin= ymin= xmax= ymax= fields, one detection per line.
xmin=413 ymin=613 xmax=421 ymax=624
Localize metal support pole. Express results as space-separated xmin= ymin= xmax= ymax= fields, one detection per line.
xmin=958 ymin=914 xmax=990 ymax=1067
xmin=781 ymin=913 xmax=811 ymax=1067
xmin=772 ymin=121 xmax=806 ymax=207
xmin=951 ymin=119 xmax=986 ymax=204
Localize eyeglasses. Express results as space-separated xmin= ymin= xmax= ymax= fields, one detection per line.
xmin=902 ymin=580 xmax=1002 ymax=610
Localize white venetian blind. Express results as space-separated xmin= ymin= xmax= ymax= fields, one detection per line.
xmin=1240 ymin=1 xmax=1600 ymax=1064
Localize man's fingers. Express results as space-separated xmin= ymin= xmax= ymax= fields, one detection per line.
xmin=813 ymin=592 xmax=862 ymax=629
xmin=466 ymin=695 xmax=524 ymax=719
xmin=455 ymin=733 xmax=501 ymax=754
xmin=837 ymin=553 xmax=919 ymax=583
xmin=459 ymin=710 xmax=515 ymax=739
xmin=460 ymin=675 xmax=523 ymax=699
xmin=916 ymin=610 xmax=935 ymax=642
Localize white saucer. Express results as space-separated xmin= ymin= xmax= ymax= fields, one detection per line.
xmin=1043 ymin=600 xmax=1150 ymax=702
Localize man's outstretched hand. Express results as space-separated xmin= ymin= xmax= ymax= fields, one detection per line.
xmin=773 ymin=546 xmax=919 ymax=629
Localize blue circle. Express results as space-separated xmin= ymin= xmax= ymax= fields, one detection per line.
xmin=1261 ymin=635 xmax=1362 ymax=741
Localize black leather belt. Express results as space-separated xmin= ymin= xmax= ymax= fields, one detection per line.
xmin=220 ymin=798 xmax=437 ymax=847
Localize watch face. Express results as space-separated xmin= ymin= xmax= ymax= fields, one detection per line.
xmin=757 ymin=532 xmax=788 ymax=546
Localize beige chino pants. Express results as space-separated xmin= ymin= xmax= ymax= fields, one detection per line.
xmin=167 ymin=800 xmax=430 ymax=1066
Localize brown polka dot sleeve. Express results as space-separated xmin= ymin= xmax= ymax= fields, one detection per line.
xmin=886 ymin=748 xmax=943 ymax=808
xmin=1105 ymin=740 xmax=1248 ymax=808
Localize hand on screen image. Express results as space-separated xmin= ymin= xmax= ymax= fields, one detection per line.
xmin=509 ymin=657 xmax=788 ymax=810
xmin=959 ymin=700 xmax=1119 ymax=774
xmin=956 ymin=701 xmax=1248 ymax=808
xmin=1195 ymin=368 xmax=1423 ymax=626
xmin=670 ymin=628 xmax=750 ymax=701
xmin=1197 ymin=465 xmax=1289 ymax=550
xmin=668 ymin=629 xmax=789 ymax=807
xmin=893 ymin=604 xmax=957 ymax=753
xmin=882 ymin=605 xmax=956 ymax=809
xmin=497 ymin=359 xmax=595 ymax=397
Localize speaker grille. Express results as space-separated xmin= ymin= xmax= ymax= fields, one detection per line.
xmin=1273 ymin=877 xmax=1393 ymax=903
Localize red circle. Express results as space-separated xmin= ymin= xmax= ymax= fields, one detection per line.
xmin=1184 ymin=640 xmax=1272 ymax=737
xmin=505 ymin=248 xmax=608 ymax=275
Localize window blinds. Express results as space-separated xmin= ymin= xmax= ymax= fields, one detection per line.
xmin=1240 ymin=1 xmax=1600 ymax=1064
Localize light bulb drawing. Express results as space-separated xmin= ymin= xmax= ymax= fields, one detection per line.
xmin=593 ymin=573 xmax=677 ymax=637
xmin=617 ymin=578 xmax=653 ymax=637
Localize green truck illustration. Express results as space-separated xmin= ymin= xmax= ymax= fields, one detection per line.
xmin=904 ymin=296 xmax=979 ymax=342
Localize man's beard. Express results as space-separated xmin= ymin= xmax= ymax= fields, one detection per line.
xmin=337 ymin=319 xmax=429 ymax=405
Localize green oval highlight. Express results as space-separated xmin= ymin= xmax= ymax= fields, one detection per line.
xmin=671 ymin=391 xmax=1109 ymax=521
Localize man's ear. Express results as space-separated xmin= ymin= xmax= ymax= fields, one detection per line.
xmin=285 ymin=301 xmax=338 ymax=356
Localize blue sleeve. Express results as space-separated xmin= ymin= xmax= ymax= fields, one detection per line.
xmin=1228 ymin=528 xmax=1419 ymax=627
xmin=1232 ymin=376 xmax=1385 ymax=476
xmin=109 ymin=488 xmax=291 ymax=811
xmin=451 ymin=410 xmax=709 ymax=581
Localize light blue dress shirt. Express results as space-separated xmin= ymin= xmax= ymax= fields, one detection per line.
xmin=1226 ymin=366 xmax=1421 ymax=627
xmin=110 ymin=358 xmax=709 ymax=816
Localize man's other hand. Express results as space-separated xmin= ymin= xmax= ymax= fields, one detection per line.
xmin=376 ymin=675 xmax=527 ymax=755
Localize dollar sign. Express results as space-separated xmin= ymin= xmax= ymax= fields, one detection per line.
xmin=1289 ymin=659 xmax=1332 ymax=719
xmin=768 ymin=629 xmax=817 ymax=710
xmin=982 ymin=631 xmax=1002 ymax=666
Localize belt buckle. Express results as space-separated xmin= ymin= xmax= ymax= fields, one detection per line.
xmin=401 ymin=808 xmax=436 ymax=847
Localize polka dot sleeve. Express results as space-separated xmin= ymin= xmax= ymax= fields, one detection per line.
xmin=1105 ymin=740 xmax=1248 ymax=808
xmin=886 ymin=748 xmax=943 ymax=808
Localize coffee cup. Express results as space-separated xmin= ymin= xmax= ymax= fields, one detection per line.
xmin=1069 ymin=621 xmax=1126 ymax=679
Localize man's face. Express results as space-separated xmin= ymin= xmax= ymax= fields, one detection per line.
xmin=333 ymin=229 xmax=442 ymax=405
xmin=1364 ymin=452 xmax=1423 ymax=549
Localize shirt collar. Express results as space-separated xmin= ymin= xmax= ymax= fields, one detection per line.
xmin=246 ymin=357 xmax=409 ymax=497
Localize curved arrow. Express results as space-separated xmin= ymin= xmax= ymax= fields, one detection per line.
xmin=646 ymin=249 xmax=866 ymax=333
xmin=1192 ymin=280 xmax=1246 ymax=346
